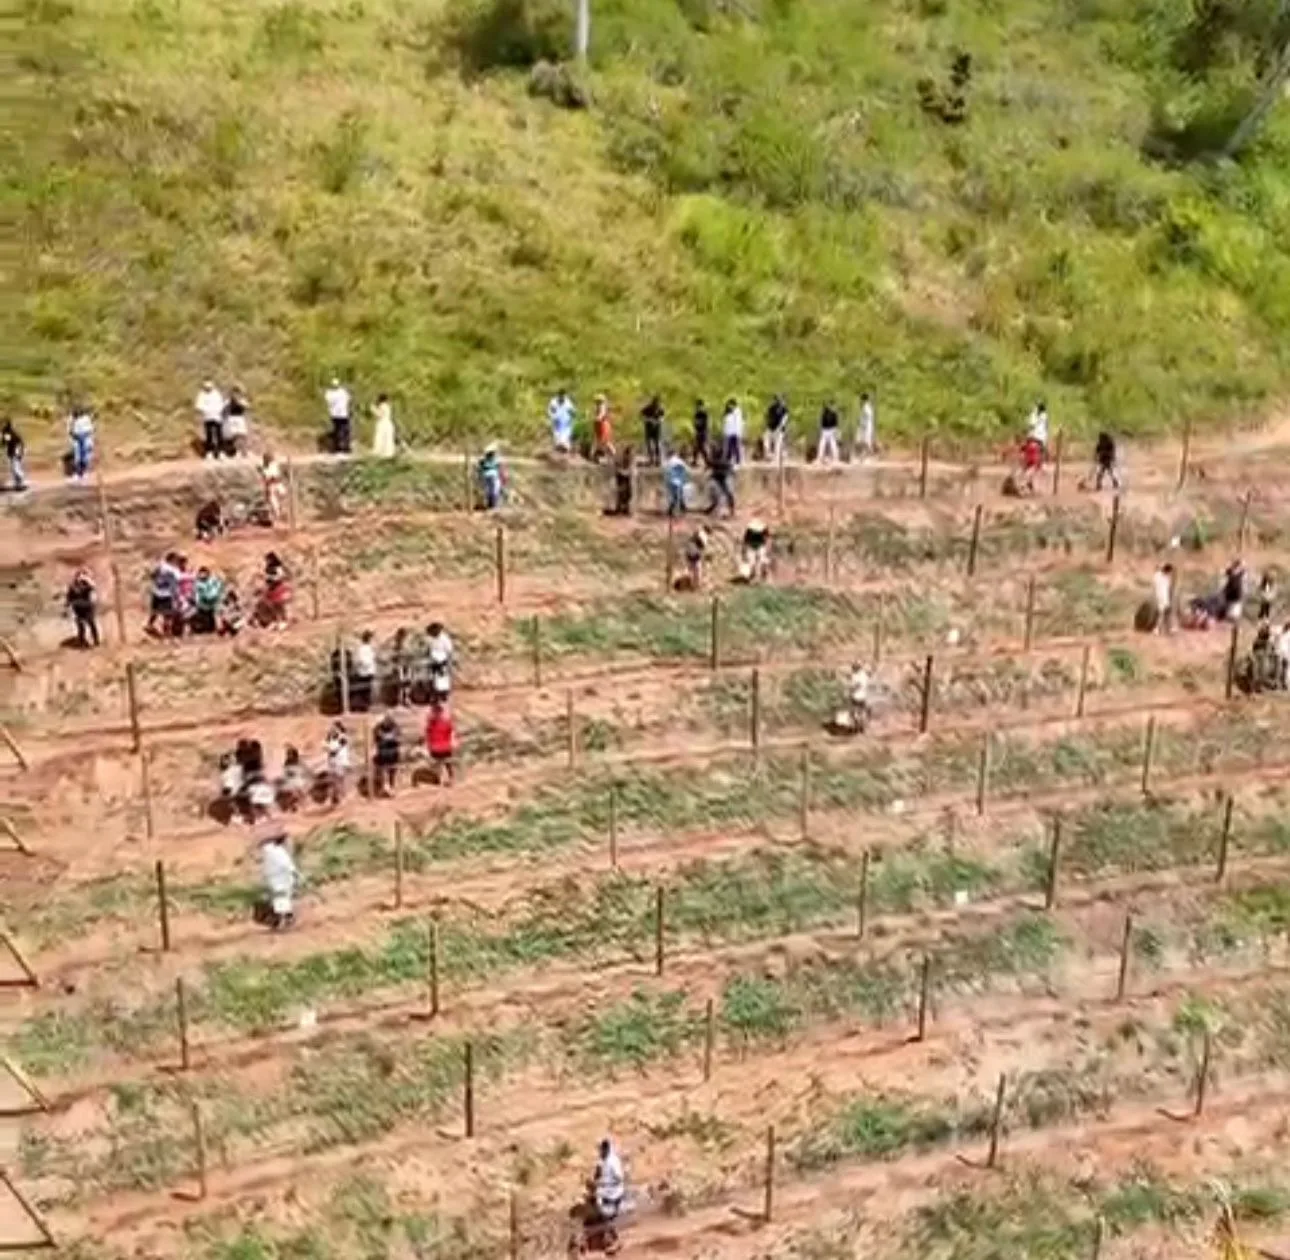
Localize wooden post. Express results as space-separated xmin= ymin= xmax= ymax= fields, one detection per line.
xmin=1051 ymin=430 xmax=1064 ymax=496
xmin=918 ymin=654 xmax=934 ymax=734
xmin=1022 ymin=577 xmax=1037 ymax=652
xmin=0 ymin=637 xmax=19 ymax=671
xmin=1237 ymin=489 xmax=1252 ymax=552
xmin=763 ymin=1124 xmax=776 ymax=1222
xmin=654 ymin=885 xmax=665 ymax=976
xmin=126 ymin=660 xmax=142 ymax=752
xmin=609 ymin=784 xmax=619 ymax=871
xmin=309 ymin=549 xmax=320 ymax=620
xmin=915 ymin=954 xmax=932 ymax=1042
xmin=1216 ymin=794 xmax=1233 ymax=884
xmin=776 ymin=448 xmax=786 ymax=517
xmin=1177 ymin=418 xmax=1191 ymax=489
xmin=191 ymin=1100 xmax=208 ymax=1200
xmin=798 ymin=746 xmax=811 ymax=839
xmin=462 ymin=451 xmax=472 ymax=513
xmin=825 ymin=506 xmax=836 ymax=585
xmin=97 ymin=471 xmax=113 ymax=548
xmin=110 ymin=561 xmax=128 ymax=645
xmin=463 ymin=1041 xmax=475 ymax=1137
xmin=338 ymin=634 xmax=350 ymax=715
xmin=709 ymin=596 xmax=721 ymax=672
xmin=176 ymin=977 xmax=191 ymax=1071
xmin=428 ymin=918 xmax=440 ymax=1017
xmin=1075 ymin=644 xmax=1091 ymax=718
xmin=1140 ymin=715 xmax=1156 ymax=796
xmin=0 ymin=725 xmax=29 ymax=773
xmin=1115 ymin=912 xmax=1134 ymax=1002
xmin=629 ymin=455 xmax=638 ymax=518
xmin=1105 ymin=495 xmax=1121 ymax=565
xmin=857 ymin=848 xmax=870 ymax=940
xmin=565 ymin=689 xmax=576 ymax=769
xmin=966 ymin=503 xmax=983 ymax=577
xmin=1091 ymin=1216 xmax=1105 ymax=1260
xmin=531 ymin=616 xmax=542 ymax=687
xmin=0 ymin=818 xmax=33 ymax=857
xmin=394 ymin=820 xmax=405 ymax=910
xmin=1225 ymin=623 xmax=1240 ymax=701
xmin=495 ymin=525 xmax=507 ymax=605
xmin=975 ymin=731 xmax=991 ymax=816
xmin=703 ymin=997 xmax=715 ymax=1082
xmin=749 ymin=668 xmax=761 ymax=760
xmin=286 ymin=459 xmax=299 ymax=532
xmin=509 ymin=1191 xmax=520 ymax=1260
xmin=664 ymin=513 xmax=676 ymax=592
xmin=0 ymin=1168 xmax=56 ymax=1248
xmin=986 ymin=1072 xmax=1006 ymax=1169
xmin=918 ymin=435 xmax=930 ymax=499
xmin=1044 ymin=817 xmax=1062 ymax=910
xmin=1193 ymin=1027 xmax=1212 ymax=1118
xmin=872 ymin=598 xmax=884 ymax=666
xmin=140 ymin=748 xmax=155 ymax=843
xmin=155 ymin=859 xmax=171 ymax=952
xmin=0 ymin=932 xmax=39 ymax=988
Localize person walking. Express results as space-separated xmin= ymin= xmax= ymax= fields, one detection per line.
xmin=3 ymin=421 xmax=26 ymax=491
xmin=641 ymin=395 xmax=665 ymax=466
xmin=1094 ymin=431 xmax=1120 ymax=490
xmin=721 ymin=398 xmax=744 ymax=466
xmin=196 ymin=380 xmax=225 ymax=459
xmin=763 ymin=394 xmax=789 ymax=464
xmin=1152 ymin=563 xmax=1175 ymax=634
xmin=371 ymin=393 xmax=396 ymax=458
xmin=67 ymin=405 xmax=95 ymax=480
xmin=691 ymin=399 xmax=710 ymax=467
xmin=325 ymin=376 xmax=352 ymax=454
xmin=816 ymin=400 xmax=841 ymax=465
xmin=663 ymin=449 xmax=689 ymax=517
xmin=65 ymin=568 xmax=100 ymax=648
xmin=855 ymin=391 xmax=876 ymax=458
xmin=706 ymin=440 xmax=736 ymax=517
xmin=592 ymin=395 xmax=615 ymax=463
xmin=548 ymin=389 xmax=575 ymax=455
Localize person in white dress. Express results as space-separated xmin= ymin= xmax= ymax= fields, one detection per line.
xmin=260 ymin=832 xmax=301 ymax=930
xmin=372 ymin=393 xmax=396 ymax=458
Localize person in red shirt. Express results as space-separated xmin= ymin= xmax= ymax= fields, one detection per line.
xmin=425 ymin=702 xmax=456 ymax=784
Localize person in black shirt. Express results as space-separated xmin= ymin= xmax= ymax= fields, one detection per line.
xmin=372 ymin=712 xmax=401 ymax=795
xmin=65 ymin=568 xmax=99 ymax=648
xmin=2 ymin=421 xmax=25 ymax=491
xmin=1222 ymin=560 xmax=1246 ymax=623
xmin=705 ymin=442 xmax=735 ymax=517
xmin=691 ymin=400 xmax=710 ymax=467
xmin=764 ymin=395 xmax=789 ymax=464
xmin=1094 ymin=432 xmax=1120 ymax=490
xmin=641 ymin=395 xmax=665 ymax=466
xmin=611 ymin=445 xmax=635 ymax=516
xmin=816 ymin=401 xmax=841 ymax=465
xmin=1257 ymin=572 xmax=1275 ymax=622
xmin=740 ymin=519 xmax=772 ymax=582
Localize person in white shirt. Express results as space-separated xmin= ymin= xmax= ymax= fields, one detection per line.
xmin=196 ymin=380 xmax=226 ymax=459
xmin=324 ymin=721 xmax=351 ymax=804
xmin=424 ymin=621 xmax=454 ymax=703
xmin=548 ymin=390 xmax=575 ymax=455
xmin=260 ymin=452 xmax=287 ymax=525
xmin=325 ymin=377 xmax=352 ymax=454
xmin=589 ymin=1137 xmax=626 ymax=1249
xmin=371 ymin=393 xmax=396 ymax=458
xmin=67 ymin=406 xmax=95 ymax=480
xmin=352 ymin=630 xmax=378 ymax=711
xmin=721 ymin=398 xmax=744 ymax=466
xmin=260 ymin=832 xmax=301 ymax=930
xmin=1152 ymin=563 xmax=1174 ymax=634
xmin=1028 ymin=400 xmax=1050 ymax=454
xmin=856 ymin=392 xmax=876 ymax=457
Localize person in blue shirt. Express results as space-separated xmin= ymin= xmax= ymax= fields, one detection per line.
xmin=478 ymin=443 xmax=506 ymax=510
xmin=548 ymin=390 xmax=575 ymax=455
xmin=663 ymin=450 xmax=689 ymax=517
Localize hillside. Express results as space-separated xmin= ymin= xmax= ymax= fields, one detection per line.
xmin=7 ymin=0 xmax=1290 ymax=456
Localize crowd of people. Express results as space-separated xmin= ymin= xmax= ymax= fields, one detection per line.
xmin=143 ymin=551 xmax=292 ymax=639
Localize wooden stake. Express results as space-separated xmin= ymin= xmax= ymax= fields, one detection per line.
xmin=530 ymin=615 xmax=542 ymax=687
xmin=1105 ymin=495 xmax=1121 ymax=565
xmin=664 ymin=513 xmax=676 ymax=592
xmin=986 ymin=1072 xmax=1006 ymax=1169
xmin=1225 ymin=622 xmax=1240 ymax=701
xmin=915 ymin=954 xmax=932 ymax=1041
xmin=975 ymin=731 xmax=991 ymax=816
xmin=337 ymin=634 xmax=350 ymax=715
xmin=654 ymin=885 xmax=665 ymax=976
xmin=1237 ymin=489 xmax=1252 ymax=552
xmin=825 ymin=506 xmax=836 ymax=585
xmin=464 ymin=1041 xmax=475 ymax=1137
xmin=798 ymin=746 xmax=811 ymax=839
xmin=126 ymin=660 xmax=142 ymax=752
xmin=140 ymin=748 xmax=155 ymax=843
xmin=1216 ymin=793 xmax=1233 ymax=884
xmin=0 ymin=932 xmax=38 ymax=988
xmin=1075 ymin=644 xmax=1091 ymax=718
xmin=1050 ymin=430 xmax=1064 ymax=496
xmin=176 ymin=977 xmax=191 ymax=1071
xmin=565 ymin=689 xmax=576 ymax=769
xmin=776 ymin=448 xmax=786 ymax=516
xmin=108 ymin=560 xmax=128 ymax=645
xmin=1194 ymin=1027 xmax=1212 ymax=1118
xmin=857 ymin=848 xmax=870 ymax=940
xmin=286 ymin=459 xmax=299 ymax=532
xmin=1090 ymin=1216 xmax=1105 ymax=1260
xmin=0 ymin=1168 xmax=56 ymax=1249
xmin=1115 ymin=912 xmax=1134 ymax=1002
xmin=709 ymin=595 xmax=720 ymax=671
xmin=495 ymin=525 xmax=507 ymax=604
xmin=872 ymin=596 xmax=884 ymax=666
xmin=309 ymin=549 xmax=320 ymax=620
xmin=462 ymin=451 xmax=472 ymax=512
xmin=0 ymin=725 xmax=29 ymax=773
xmin=629 ymin=455 xmax=638 ymax=518
xmin=1140 ymin=715 xmax=1156 ymax=796
xmin=155 ymin=859 xmax=171 ymax=952
xmin=1044 ymin=817 xmax=1062 ymax=910
xmin=918 ymin=435 xmax=930 ymax=499
xmin=1177 ymin=418 xmax=1191 ymax=489
xmin=918 ymin=654 xmax=934 ymax=734
xmin=1022 ymin=577 xmax=1037 ymax=652
xmin=703 ymin=997 xmax=715 ymax=1082
xmin=509 ymin=1190 xmax=520 ymax=1260
xmin=0 ymin=1055 xmax=49 ymax=1115
xmin=394 ymin=820 xmax=405 ymax=909
xmin=191 ymin=1100 xmax=208 ymax=1199
xmin=428 ymin=918 xmax=440 ymax=1017
xmin=966 ymin=503 xmax=983 ymax=577
xmin=0 ymin=637 xmax=19 ymax=671
xmin=763 ymin=1124 xmax=776 ymax=1222
xmin=0 ymin=818 xmax=32 ymax=857
xmin=96 ymin=471 xmax=113 ymax=549
xmin=749 ymin=667 xmax=761 ymax=759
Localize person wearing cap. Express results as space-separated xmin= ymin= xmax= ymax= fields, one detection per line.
xmin=740 ymin=517 xmax=771 ymax=582
xmin=548 ymin=389 xmax=575 ymax=455
xmin=325 ymin=376 xmax=352 ymax=454
xmin=196 ymin=379 xmax=225 ymax=459
xmin=259 ymin=831 xmax=301 ymax=930
xmin=477 ymin=443 xmax=505 ymax=510
xmin=592 ymin=395 xmax=615 ymax=462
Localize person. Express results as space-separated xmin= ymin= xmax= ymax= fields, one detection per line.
xmin=259 ymin=832 xmax=301 ymax=930
xmin=425 ymin=702 xmax=456 ymax=784
xmin=196 ymin=379 xmax=225 ymax=459
xmin=848 ymin=662 xmax=871 ymax=730
xmin=277 ymin=745 xmax=310 ymax=810
xmin=68 ymin=405 xmax=95 ymax=480
xmin=65 ymin=568 xmax=99 ymax=648
xmin=1257 ymin=572 xmax=1275 ymax=622
xmin=325 ymin=376 xmax=352 ymax=454
xmin=477 ymin=443 xmax=505 ymax=510
xmin=371 ymin=393 xmax=396 ymax=458
xmin=683 ymin=525 xmax=710 ymax=590
xmin=739 ymin=518 xmax=771 ymax=583
xmin=548 ymin=389 xmax=575 ymax=455
xmin=219 ymin=587 xmax=244 ymax=636
xmin=610 ymin=446 xmax=634 ymax=516
xmin=1222 ymin=560 xmax=1246 ymax=623
xmin=390 ymin=627 xmax=413 ymax=707
xmin=262 ymin=552 xmax=291 ymax=630
xmin=691 ymin=399 xmax=710 ymax=467
xmin=175 ymin=556 xmax=197 ymax=632
xmin=1152 ymin=563 xmax=1174 ymax=635
xmin=222 ymin=386 xmax=250 ymax=457
xmin=721 ymin=398 xmax=744 ymax=466
xmin=3 ymin=421 xmax=26 ymax=491
xmin=193 ymin=566 xmax=224 ymax=634
xmin=372 ymin=712 xmax=401 ymax=796
xmin=816 ymin=400 xmax=841 ymax=465
xmin=324 ymin=721 xmax=351 ymax=804
xmin=592 ymin=395 xmax=615 ymax=463
xmin=706 ymin=440 xmax=736 ymax=517
xmin=855 ymin=392 xmax=876 ymax=458
xmin=641 ymin=394 xmax=665 ymax=466
xmin=425 ymin=621 xmax=454 ymax=705
xmin=352 ymin=630 xmax=378 ymax=711
xmin=260 ymin=451 xmax=287 ymax=525
xmin=589 ymin=1137 xmax=626 ymax=1252
xmin=1017 ymin=435 xmax=1044 ymax=495
xmin=1277 ymin=620 xmax=1290 ymax=690
xmin=763 ymin=394 xmax=789 ymax=464
xmin=663 ymin=449 xmax=689 ymax=517
xmin=1027 ymin=399 xmax=1049 ymax=456
xmin=195 ymin=499 xmax=226 ymax=541
xmin=147 ymin=553 xmax=181 ymax=636
xmin=218 ymin=753 xmax=244 ymax=816
xmin=1094 ymin=431 xmax=1120 ymax=490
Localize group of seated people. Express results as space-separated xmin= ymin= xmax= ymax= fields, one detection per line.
xmin=147 ymin=551 xmax=290 ymax=638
